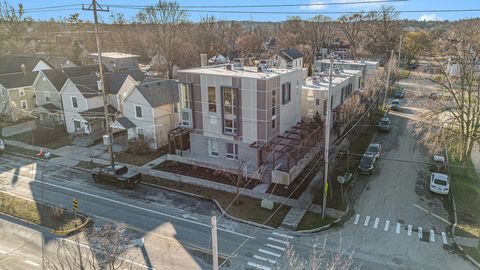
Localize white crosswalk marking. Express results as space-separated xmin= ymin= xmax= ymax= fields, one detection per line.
xmin=384 ymin=220 xmax=390 ymax=232
xmin=258 ymin=249 xmax=281 ymax=258
xmin=0 ymin=250 xmax=7 ymax=255
xmin=441 ymin=232 xmax=448 ymax=245
xmin=25 ymin=260 xmax=39 ymax=267
xmin=373 ymin=218 xmax=380 ymax=229
xmin=248 ymin=261 xmax=271 ymax=270
xmin=265 ymin=243 xmax=286 ymax=251
xmin=408 ymin=225 xmax=412 ymax=236
xmin=354 ymin=214 xmax=360 ymax=225
xmin=268 ymin=237 xmax=289 ymax=245
xmin=418 ymin=227 xmax=423 ymax=239
xmin=430 ymin=230 xmax=435 ymax=242
xmin=253 ymin=255 xmax=277 ymax=264
xmin=364 ymin=216 xmax=370 ymax=226
xmin=272 ymin=232 xmax=293 ymax=239
xmin=396 ymin=223 xmax=401 ymax=234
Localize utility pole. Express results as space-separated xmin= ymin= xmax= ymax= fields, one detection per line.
xmin=383 ymin=50 xmax=395 ymax=109
xmin=398 ymin=34 xmax=403 ymax=69
xmin=322 ymin=55 xmax=334 ymax=218
xmin=82 ymin=0 xmax=114 ymax=169
xmin=211 ymin=216 xmax=219 ymax=270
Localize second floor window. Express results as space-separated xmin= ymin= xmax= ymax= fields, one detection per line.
xmin=135 ymin=105 xmax=143 ymax=119
xmin=180 ymin=83 xmax=192 ymax=109
xmin=208 ymin=86 xmax=216 ymax=112
xmin=282 ymin=83 xmax=291 ymax=104
xmin=222 ymin=87 xmax=238 ymax=135
xmin=45 ymin=92 xmax=51 ymax=102
xmin=71 ymin=97 xmax=78 ymax=109
xmin=19 ymin=89 xmax=25 ymax=96
xmin=272 ymin=89 xmax=276 ymax=116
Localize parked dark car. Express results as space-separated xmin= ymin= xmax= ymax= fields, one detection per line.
xmin=430 ymin=155 xmax=447 ymax=173
xmin=92 ymin=165 xmax=142 ymax=188
xmin=378 ymin=117 xmax=391 ymax=132
xmin=358 ymin=153 xmax=376 ymax=175
xmin=394 ymin=89 xmax=405 ymax=98
xmin=389 ymin=99 xmax=400 ymax=111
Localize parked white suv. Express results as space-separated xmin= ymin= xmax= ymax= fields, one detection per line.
xmin=430 ymin=173 xmax=449 ymax=195
xmin=0 ymin=139 xmax=5 ymax=152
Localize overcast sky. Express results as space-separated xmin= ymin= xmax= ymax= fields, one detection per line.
xmin=12 ymin=0 xmax=480 ymax=22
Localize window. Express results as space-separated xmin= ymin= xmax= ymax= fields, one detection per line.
xmin=19 ymin=89 xmax=25 ymax=96
xmin=323 ymin=99 xmax=327 ymax=115
xmin=272 ymin=119 xmax=276 ymax=129
xmin=135 ymin=105 xmax=143 ymax=119
xmin=222 ymin=87 xmax=238 ymax=135
xmin=208 ymin=86 xmax=216 ymax=112
xmin=180 ymin=83 xmax=192 ymax=109
xmin=45 ymin=92 xmax=51 ymax=102
xmin=207 ymin=139 xmax=219 ymax=157
xmin=71 ymin=97 xmax=78 ymax=109
xmin=226 ymin=143 xmax=239 ymax=160
xmin=20 ymin=100 xmax=27 ymax=109
xmin=272 ymin=89 xmax=276 ymax=116
xmin=315 ymin=99 xmax=320 ymax=106
xmin=282 ymin=83 xmax=291 ymax=104
xmin=137 ymin=128 xmax=144 ymax=140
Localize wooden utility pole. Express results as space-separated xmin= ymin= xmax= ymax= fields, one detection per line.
xmin=383 ymin=50 xmax=395 ymax=109
xmin=398 ymin=34 xmax=403 ymax=69
xmin=322 ymin=55 xmax=334 ymax=218
xmin=82 ymin=1 xmax=114 ymax=169
xmin=211 ymin=216 xmax=219 ymax=270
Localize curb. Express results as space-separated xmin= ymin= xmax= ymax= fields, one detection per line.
xmin=294 ymin=204 xmax=350 ymax=234
xmin=141 ymin=181 xmax=276 ymax=230
xmin=49 ymin=214 xmax=91 ymax=236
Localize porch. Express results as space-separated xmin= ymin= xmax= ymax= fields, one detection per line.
xmin=35 ymin=103 xmax=65 ymax=129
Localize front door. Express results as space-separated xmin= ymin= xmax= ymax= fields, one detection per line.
xmin=74 ymin=120 xmax=82 ymax=131
xmin=84 ymin=122 xmax=91 ymax=134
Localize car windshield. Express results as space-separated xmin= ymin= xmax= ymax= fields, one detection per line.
xmin=361 ymin=156 xmax=373 ymax=165
xmin=368 ymin=145 xmax=379 ymax=152
xmin=434 ymin=178 xmax=448 ymax=186
xmin=434 ymin=160 xmax=445 ymax=165
xmin=392 ymin=101 xmax=399 ymax=105
xmin=380 ymin=120 xmax=389 ymax=125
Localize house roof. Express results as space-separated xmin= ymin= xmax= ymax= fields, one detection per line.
xmin=112 ymin=117 xmax=136 ymax=129
xmin=67 ymin=68 xmax=138 ymax=97
xmin=0 ymin=55 xmax=51 ymax=75
xmin=0 ymin=71 xmax=39 ymax=89
xmin=135 ymin=80 xmax=179 ymax=108
xmin=39 ymin=103 xmax=61 ymax=113
xmin=69 ymin=74 xmax=102 ymax=98
xmin=277 ymin=48 xmax=304 ymax=61
xmin=42 ymin=64 xmax=101 ymax=91
xmin=142 ymin=76 xmax=165 ymax=84
xmin=43 ymin=56 xmax=77 ymax=69
xmin=80 ymin=105 xmax=118 ymax=121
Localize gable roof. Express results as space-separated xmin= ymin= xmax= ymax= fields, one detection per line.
xmin=0 ymin=55 xmax=51 ymax=75
xmin=44 ymin=56 xmax=76 ymax=69
xmin=67 ymin=69 xmax=138 ymax=97
xmin=41 ymin=64 xmax=101 ymax=91
xmin=0 ymin=71 xmax=39 ymax=89
xmin=69 ymin=74 xmax=101 ymax=98
xmin=277 ymin=48 xmax=304 ymax=61
xmin=134 ymin=80 xmax=179 ymax=108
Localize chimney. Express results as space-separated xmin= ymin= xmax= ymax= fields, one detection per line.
xmin=200 ymin=54 xmax=207 ymax=67
xmin=20 ymin=64 xmax=26 ymax=75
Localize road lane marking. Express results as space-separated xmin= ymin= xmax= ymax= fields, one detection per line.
xmin=0 ymin=170 xmax=255 ymax=240
xmin=441 ymin=232 xmax=448 ymax=245
xmin=364 ymin=216 xmax=370 ymax=227
xmin=253 ymin=255 xmax=276 ymax=264
xmin=268 ymin=237 xmax=289 ymax=245
xmin=265 ymin=243 xmax=286 ymax=251
xmin=396 ymin=223 xmax=401 ymax=234
xmin=384 ymin=220 xmax=390 ymax=232
xmin=247 ymin=261 xmax=271 ymax=270
xmin=373 ymin=218 xmax=379 ymax=229
xmin=0 ymin=250 xmax=7 ymax=254
xmin=354 ymin=214 xmax=360 ymax=225
xmin=407 ymin=225 xmax=412 ymax=236
xmin=24 ymin=260 xmax=39 ymax=267
xmin=258 ymin=249 xmax=281 ymax=258
xmin=418 ymin=227 xmax=423 ymax=239
xmin=413 ymin=204 xmax=451 ymax=225
xmin=272 ymin=232 xmax=293 ymax=239
xmin=430 ymin=230 xmax=435 ymax=242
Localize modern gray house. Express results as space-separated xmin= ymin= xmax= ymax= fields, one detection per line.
xmin=90 ymin=52 xmax=140 ymax=72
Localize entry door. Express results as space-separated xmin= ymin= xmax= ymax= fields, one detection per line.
xmin=74 ymin=120 xmax=82 ymax=131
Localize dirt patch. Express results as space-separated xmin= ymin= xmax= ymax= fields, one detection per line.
xmin=115 ymin=145 xmax=168 ymax=166
xmin=153 ymin=160 xmax=259 ymax=189
xmin=296 ymin=211 xmax=336 ymax=231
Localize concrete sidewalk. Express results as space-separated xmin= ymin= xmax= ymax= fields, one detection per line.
xmin=470 ymin=142 xmax=480 ymax=181
xmin=1 ymin=120 xmax=35 ymax=137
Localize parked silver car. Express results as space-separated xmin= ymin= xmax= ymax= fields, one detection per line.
xmin=0 ymin=139 xmax=5 ymax=152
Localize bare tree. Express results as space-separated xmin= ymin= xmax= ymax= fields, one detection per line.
xmin=305 ymin=15 xmax=335 ymax=61
xmin=363 ymin=69 xmax=385 ymax=101
xmin=338 ymin=13 xmax=365 ymax=60
xmin=215 ymin=159 xmax=247 ymax=205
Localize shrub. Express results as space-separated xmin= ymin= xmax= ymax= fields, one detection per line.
xmin=126 ymin=138 xmax=151 ymax=155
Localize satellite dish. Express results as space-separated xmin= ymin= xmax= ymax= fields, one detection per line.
xmin=337 ymin=175 xmax=346 ymax=184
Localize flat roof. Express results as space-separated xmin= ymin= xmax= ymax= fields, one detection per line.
xmin=178 ymin=65 xmax=301 ymax=79
xmin=303 ymin=70 xmax=356 ymax=90
xmin=316 ymin=59 xmax=379 ymax=65
xmin=90 ymin=52 xmax=140 ymax=58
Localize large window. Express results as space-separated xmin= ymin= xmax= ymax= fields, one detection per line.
xmin=71 ymin=96 xmax=78 ymax=109
xmin=207 ymin=139 xmax=219 ymax=157
xmin=222 ymin=87 xmax=238 ymax=135
xmin=226 ymin=143 xmax=239 ymax=160
xmin=180 ymin=83 xmax=192 ymax=109
xmin=135 ymin=105 xmax=143 ymax=119
xmin=208 ymin=86 xmax=216 ymax=112
xmin=272 ymin=89 xmax=276 ymax=116
xmin=20 ymin=100 xmax=27 ymax=109
xmin=282 ymin=82 xmax=291 ymax=104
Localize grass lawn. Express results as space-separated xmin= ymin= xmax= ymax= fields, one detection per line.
xmin=296 ymin=211 xmax=337 ymax=231
xmin=76 ymin=160 xmax=102 ymax=170
xmin=115 ymin=147 xmax=167 ymax=166
xmin=6 ymin=145 xmax=58 ymax=159
xmin=6 ymin=130 xmax=71 ymax=149
xmin=0 ymin=191 xmax=84 ymax=231
xmin=142 ymin=174 xmax=290 ymax=228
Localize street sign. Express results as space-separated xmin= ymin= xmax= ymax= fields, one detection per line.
xmin=73 ymin=198 xmax=78 ymax=211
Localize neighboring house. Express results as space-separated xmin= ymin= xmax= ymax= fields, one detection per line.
xmin=0 ymin=55 xmax=52 ymax=75
xmin=0 ymin=72 xmax=39 ymax=120
xmin=41 ymin=55 xmax=78 ymax=69
xmin=90 ymin=52 xmax=140 ymax=72
xmin=175 ymin=64 xmax=304 ymax=179
xmin=268 ymin=48 xmax=304 ymax=69
xmin=302 ymin=69 xmax=363 ymax=127
xmin=116 ymin=79 xmax=179 ymax=149
xmin=315 ymin=59 xmax=380 ymax=79
xmin=33 ymin=64 xmax=101 ymax=128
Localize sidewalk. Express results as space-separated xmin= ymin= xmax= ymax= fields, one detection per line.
xmin=470 ymin=142 xmax=480 ymax=181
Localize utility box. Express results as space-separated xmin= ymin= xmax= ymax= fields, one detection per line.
xmin=103 ymin=134 xmax=112 ymax=146
xmin=44 ymin=152 xmax=51 ymax=159
xmin=261 ymin=199 xmax=274 ymax=210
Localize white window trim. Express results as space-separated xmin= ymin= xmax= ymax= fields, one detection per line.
xmin=207 ymin=139 xmax=219 ymax=157
xmin=226 ymin=143 xmax=239 ymax=160
xmin=20 ymin=100 xmax=28 ymax=109
xmin=19 ymin=89 xmax=25 ymax=96
xmin=71 ymin=96 xmax=78 ymax=109
xmin=134 ymin=105 xmax=143 ymax=119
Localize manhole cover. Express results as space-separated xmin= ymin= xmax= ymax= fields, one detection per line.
xmin=392 ymin=257 xmax=402 ymax=264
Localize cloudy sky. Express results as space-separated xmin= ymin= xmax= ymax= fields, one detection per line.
xmin=11 ymin=0 xmax=480 ymax=22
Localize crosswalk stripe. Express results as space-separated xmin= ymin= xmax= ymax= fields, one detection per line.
xmin=418 ymin=227 xmax=423 ymax=239
xmin=268 ymin=237 xmax=289 ymax=245
xmin=441 ymin=232 xmax=448 ymax=245
xmin=258 ymin=249 xmax=281 ymax=258
xmin=354 ymin=214 xmax=360 ymax=225
xmin=407 ymin=225 xmax=412 ymax=236
xmin=364 ymin=216 xmax=370 ymax=227
xmin=384 ymin=220 xmax=390 ymax=232
xmin=430 ymin=230 xmax=435 ymax=242
xmin=373 ymin=218 xmax=380 ymax=229
xmin=272 ymin=232 xmax=293 ymax=239
xmin=396 ymin=223 xmax=401 ymax=234
xmin=248 ymin=261 xmax=271 ymax=270
xmin=253 ymin=255 xmax=277 ymax=264
xmin=25 ymin=260 xmax=39 ymax=267
xmin=265 ymin=243 xmax=286 ymax=251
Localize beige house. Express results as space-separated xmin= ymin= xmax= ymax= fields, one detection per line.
xmin=0 ymin=72 xmax=39 ymax=120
